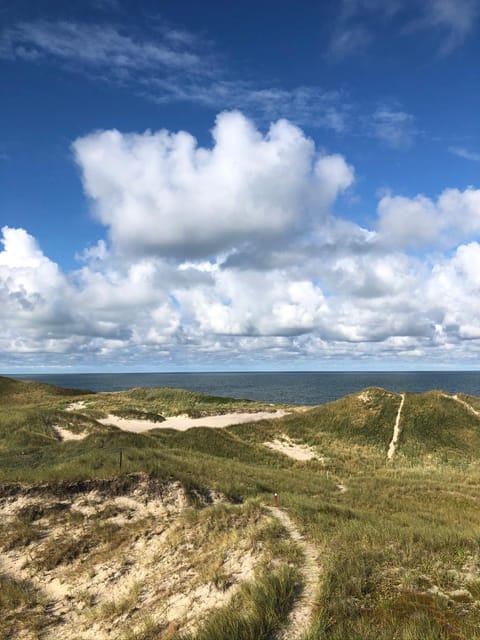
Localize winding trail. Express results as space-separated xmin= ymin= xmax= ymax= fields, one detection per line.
xmin=268 ymin=506 xmax=320 ymax=640
xmin=387 ymin=393 xmax=405 ymax=460
xmin=445 ymin=393 xmax=480 ymax=418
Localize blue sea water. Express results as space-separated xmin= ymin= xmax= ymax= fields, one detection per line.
xmin=8 ymin=371 xmax=480 ymax=406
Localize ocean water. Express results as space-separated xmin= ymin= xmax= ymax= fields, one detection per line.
xmin=8 ymin=371 xmax=480 ymax=406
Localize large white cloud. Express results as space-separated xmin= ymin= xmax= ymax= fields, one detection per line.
xmin=73 ymin=111 xmax=354 ymax=258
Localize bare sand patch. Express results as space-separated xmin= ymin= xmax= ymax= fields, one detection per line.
xmin=357 ymin=390 xmax=372 ymax=403
xmin=264 ymin=435 xmax=322 ymax=462
xmin=53 ymin=426 xmax=88 ymax=441
xmin=98 ymin=410 xmax=289 ymax=433
xmin=65 ymin=400 xmax=90 ymax=412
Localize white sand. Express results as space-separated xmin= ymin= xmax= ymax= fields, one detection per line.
xmin=264 ymin=435 xmax=321 ymax=461
xmin=387 ymin=393 xmax=405 ymax=460
xmin=65 ymin=400 xmax=89 ymax=412
xmin=357 ymin=391 xmax=371 ymax=403
xmin=54 ymin=426 xmax=88 ymax=441
xmin=98 ymin=410 xmax=289 ymax=433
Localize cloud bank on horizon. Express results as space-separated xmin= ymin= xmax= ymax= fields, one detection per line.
xmin=1 ymin=0 xmax=480 ymax=370
xmin=2 ymin=110 xmax=480 ymax=369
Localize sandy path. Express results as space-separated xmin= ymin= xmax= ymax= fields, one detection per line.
xmin=98 ymin=410 xmax=289 ymax=433
xmin=387 ymin=393 xmax=405 ymax=460
xmin=445 ymin=393 xmax=480 ymax=417
xmin=268 ymin=506 xmax=320 ymax=640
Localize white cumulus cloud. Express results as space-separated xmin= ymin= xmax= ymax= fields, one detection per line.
xmin=73 ymin=111 xmax=354 ymax=259
xmin=3 ymin=112 xmax=480 ymax=369
xmin=377 ymin=186 xmax=480 ymax=249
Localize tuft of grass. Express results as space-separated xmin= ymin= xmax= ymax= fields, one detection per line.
xmin=110 ymin=408 xmax=165 ymax=422
xmin=0 ymin=515 xmax=46 ymax=550
xmin=121 ymin=616 xmax=167 ymax=640
xmin=35 ymin=515 xmax=153 ymax=571
xmin=0 ymin=573 xmax=47 ymax=640
xmin=176 ymin=565 xmax=300 ymax=640
xmin=102 ymin=582 xmax=141 ymax=619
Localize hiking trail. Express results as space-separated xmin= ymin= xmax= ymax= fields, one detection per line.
xmin=445 ymin=393 xmax=480 ymax=418
xmin=268 ymin=506 xmax=320 ymax=640
xmin=387 ymin=393 xmax=405 ymax=460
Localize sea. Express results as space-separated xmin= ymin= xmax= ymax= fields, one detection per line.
xmin=8 ymin=371 xmax=480 ymax=406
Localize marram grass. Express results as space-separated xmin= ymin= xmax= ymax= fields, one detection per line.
xmin=2 ymin=376 xmax=480 ymax=638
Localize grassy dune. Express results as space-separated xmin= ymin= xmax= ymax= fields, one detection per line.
xmin=2 ymin=377 xmax=480 ymax=638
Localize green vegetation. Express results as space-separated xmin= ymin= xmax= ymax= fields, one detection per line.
xmin=2 ymin=376 xmax=480 ymax=639
xmin=177 ymin=566 xmax=300 ymax=640
xmin=399 ymin=391 xmax=480 ymax=461
xmin=72 ymin=384 xmax=285 ymax=420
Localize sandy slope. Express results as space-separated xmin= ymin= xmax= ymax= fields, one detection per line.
xmin=0 ymin=477 xmax=268 ymax=639
xmin=264 ymin=435 xmax=322 ymax=461
xmin=98 ymin=410 xmax=289 ymax=432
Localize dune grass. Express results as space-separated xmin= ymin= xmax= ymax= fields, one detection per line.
xmin=68 ymin=384 xmax=285 ymax=420
xmin=2 ymin=378 xmax=480 ymax=638
xmin=0 ymin=573 xmax=48 ymax=640
xmin=175 ymin=565 xmax=300 ymax=640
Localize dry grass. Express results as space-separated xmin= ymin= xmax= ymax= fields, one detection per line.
xmin=0 ymin=477 xmax=298 ymax=639
xmin=0 ymin=572 xmax=47 ymax=640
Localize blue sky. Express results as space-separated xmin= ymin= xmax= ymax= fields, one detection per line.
xmin=1 ymin=0 xmax=480 ymax=372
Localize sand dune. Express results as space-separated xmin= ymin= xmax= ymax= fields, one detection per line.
xmin=98 ymin=410 xmax=289 ymax=432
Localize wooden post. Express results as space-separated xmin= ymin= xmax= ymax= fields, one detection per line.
xmin=119 ymin=449 xmax=123 ymax=472
xmin=274 ymin=492 xmax=278 ymax=506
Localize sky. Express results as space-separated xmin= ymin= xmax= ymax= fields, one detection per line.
xmin=1 ymin=0 xmax=480 ymax=372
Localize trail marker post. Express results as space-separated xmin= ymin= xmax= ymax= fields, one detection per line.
xmin=274 ymin=492 xmax=278 ymax=507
